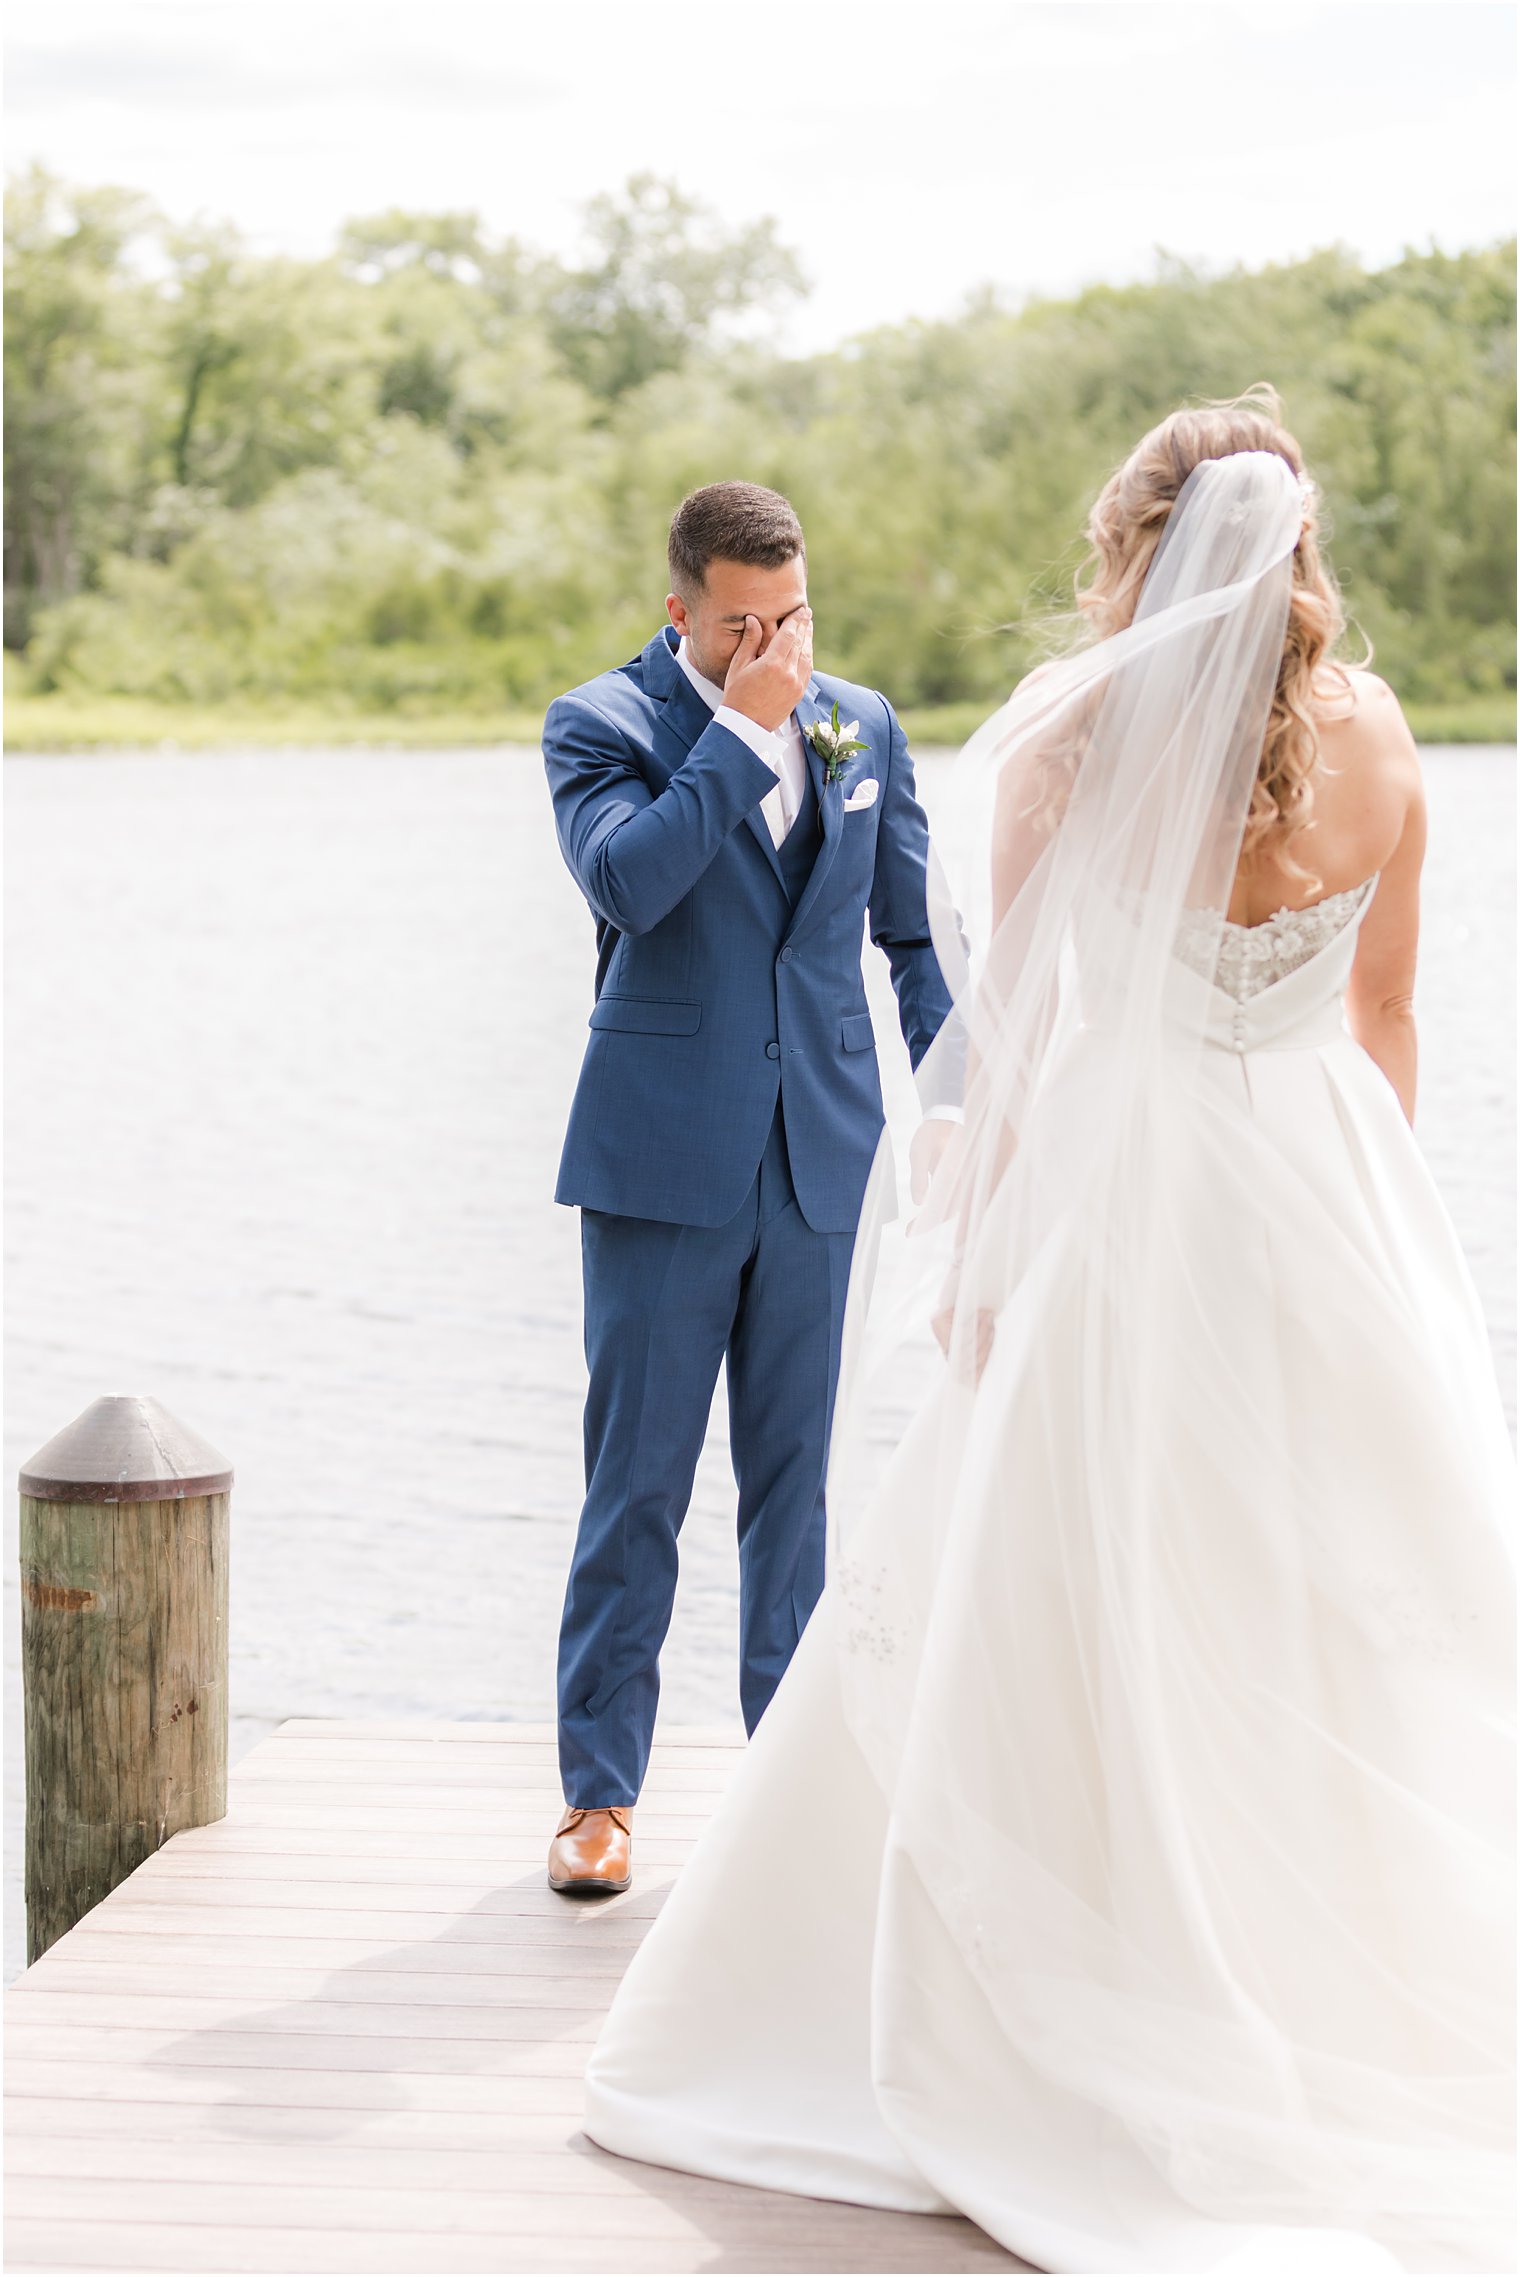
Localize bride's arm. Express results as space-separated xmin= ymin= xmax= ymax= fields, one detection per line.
xmin=1344 ymin=695 xmax=1426 ymax=1125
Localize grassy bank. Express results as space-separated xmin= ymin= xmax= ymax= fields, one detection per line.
xmin=5 ymin=688 xmax=1515 ymax=755
xmin=901 ymin=696 xmax=1519 ymax=749
xmin=3 ymin=692 xmax=550 ymax=753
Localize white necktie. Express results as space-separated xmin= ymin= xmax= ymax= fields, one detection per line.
xmin=773 ymin=735 xmax=802 ymax=840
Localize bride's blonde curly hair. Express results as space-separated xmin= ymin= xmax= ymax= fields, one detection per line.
xmin=1056 ymin=385 xmax=1359 ymax=884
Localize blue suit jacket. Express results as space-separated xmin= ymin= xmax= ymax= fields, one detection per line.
xmin=545 ymin=626 xmax=957 ymax=1234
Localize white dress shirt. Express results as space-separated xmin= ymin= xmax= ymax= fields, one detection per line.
xmin=676 ymin=638 xmax=809 ymax=850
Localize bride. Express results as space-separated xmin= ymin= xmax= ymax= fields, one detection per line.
xmin=581 ymin=393 xmax=1515 ymax=2275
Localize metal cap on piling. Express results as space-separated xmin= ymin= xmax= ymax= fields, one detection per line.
xmin=20 ymin=1395 xmax=233 ymax=1503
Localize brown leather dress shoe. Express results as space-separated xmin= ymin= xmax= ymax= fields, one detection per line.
xmin=547 ymin=1805 xmax=632 ymax=1897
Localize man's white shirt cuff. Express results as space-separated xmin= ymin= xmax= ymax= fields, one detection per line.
xmin=715 ymin=704 xmax=784 ymax=776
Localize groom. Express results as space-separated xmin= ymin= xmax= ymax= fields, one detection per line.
xmin=543 ymin=482 xmax=959 ymax=1895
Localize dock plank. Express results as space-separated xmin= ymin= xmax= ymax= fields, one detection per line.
xmin=6 ymin=2223 xmax=1016 ymax=2275
xmin=27 ymin=1929 xmax=637 ymax=1975
xmin=15 ymin=1962 xmax=667 ymax=2010
xmin=97 ymin=1868 xmax=678 ymax=1916
xmin=5 ymin=1719 xmax=1026 ymax=2274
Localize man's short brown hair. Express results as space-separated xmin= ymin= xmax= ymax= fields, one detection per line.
xmin=667 ymin=482 xmax=805 ymax=596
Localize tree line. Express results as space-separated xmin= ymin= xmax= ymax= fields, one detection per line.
xmin=5 ymin=165 xmax=1514 ymax=726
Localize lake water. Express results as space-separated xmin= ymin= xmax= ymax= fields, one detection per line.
xmin=4 ymin=745 xmax=1514 ymax=1980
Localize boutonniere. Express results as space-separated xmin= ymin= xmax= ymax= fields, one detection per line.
xmin=804 ymin=702 xmax=870 ymax=786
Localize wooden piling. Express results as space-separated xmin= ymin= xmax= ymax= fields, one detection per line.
xmin=19 ymin=1395 xmax=232 ymax=1964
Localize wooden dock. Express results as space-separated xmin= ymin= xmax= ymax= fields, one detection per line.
xmin=4 ymin=1720 xmax=1025 ymax=2275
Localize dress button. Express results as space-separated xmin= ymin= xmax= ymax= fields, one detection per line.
xmin=780 ymin=947 xmax=793 ymax=964
xmin=765 ymin=1041 xmax=780 ymax=1059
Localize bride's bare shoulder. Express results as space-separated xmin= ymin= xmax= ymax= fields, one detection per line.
xmin=1313 ymin=666 xmax=1420 ymax=776
xmin=1012 ymin=656 xmax=1063 ymax=697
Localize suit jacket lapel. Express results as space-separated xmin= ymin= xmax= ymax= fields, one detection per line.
xmin=650 ymin=655 xmax=709 ymax=777
xmin=785 ymin=682 xmax=844 ymax=943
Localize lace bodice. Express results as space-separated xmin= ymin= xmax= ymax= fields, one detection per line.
xmin=1173 ymin=879 xmax=1377 ymax=1003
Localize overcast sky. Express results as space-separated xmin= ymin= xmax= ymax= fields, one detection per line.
xmin=6 ymin=0 xmax=1515 ymax=351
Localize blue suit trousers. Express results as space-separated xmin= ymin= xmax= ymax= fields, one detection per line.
xmin=557 ymin=1105 xmax=855 ymax=1806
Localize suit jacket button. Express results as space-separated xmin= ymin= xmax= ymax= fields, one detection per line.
xmin=780 ymin=946 xmax=793 ymax=964
xmin=766 ymin=1041 xmax=780 ymax=1059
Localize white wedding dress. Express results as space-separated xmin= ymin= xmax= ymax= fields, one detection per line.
xmin=582 ymin=460 xmax=1515 ymax=2274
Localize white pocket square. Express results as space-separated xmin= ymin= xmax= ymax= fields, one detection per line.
xmin=842 ymin=778 xmax=880 ymax=812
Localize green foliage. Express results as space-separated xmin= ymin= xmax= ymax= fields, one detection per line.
xmin=3 ymin=167 xmax=162 ymax=646
xmin=546 ymin=173 xmax=807 ymax=401
xmin=5 ymin=164 xmax=1514 ymax=729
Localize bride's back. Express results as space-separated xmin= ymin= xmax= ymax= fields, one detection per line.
xmin=1226 ymin=666 xmax=1422 ymax=926
xmin=1221 ymin=658 xmax=1425 ymax=1122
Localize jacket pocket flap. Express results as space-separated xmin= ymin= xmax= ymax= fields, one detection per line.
xmin=590 ymin=996 xmax=702 ymax=1036
xmin=841 ymin=1013 xmax=876 ymax=1053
